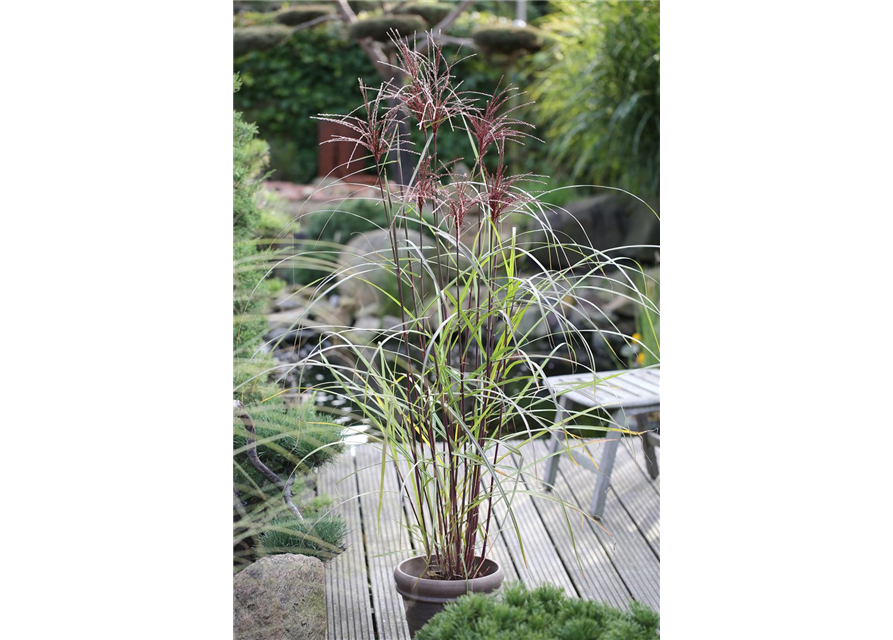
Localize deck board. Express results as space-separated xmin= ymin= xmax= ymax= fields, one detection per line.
xmin=624 ymin=434 xmax=661 ymax=494
xmin=318 ymin=454 xmax=375 ymax=640
xmin=611 ymin=439 xmax=661 ymax=557
xmin=563 ymin=440 xmax=660 ymax=610
xmin=490 ymin=451 xmax=579 ymax=595
xmin=514 ymin=442 xmax=634 ymax=608
xmin=354 ymin=445 xmax=413 ymax=640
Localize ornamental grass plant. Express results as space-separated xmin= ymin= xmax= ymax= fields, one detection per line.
xmin=263 ymin=31 xmax=659 ymax=581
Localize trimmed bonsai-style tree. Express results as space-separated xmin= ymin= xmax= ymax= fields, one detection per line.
xmin=233 ymin=25 xmax=291 ymax=56
xmin=348 ymin=14 xmax=427 ymax=41
xmin=472 ymin=25 xmax=546 ymax=55
xmin=394 ymin=2 xmax=454 ymax=26
xmin=274 ymin=4 xmax=336 ymax=26
xmin=233 ymin=76 xmax=347 ymax=570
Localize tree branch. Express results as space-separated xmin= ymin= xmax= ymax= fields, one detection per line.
xmin=427 ymin=0 xmax=474 ymax=42
xmin=235 ymin=402 xmax=305 ymax=521
xmin=233 ymin=487 xmax=250 ymax=519
xmin=333 ymin=0 xmax=358 ymax=21
xmin=288 ymin=14 xmax=339 ymax=33
xmin=333 ymin=0 xmax=392 ymax=79
xmin=283 ymin=471 xmax=302 ymax=520
xmin=441 ymin=35 xmax=478 ymax=51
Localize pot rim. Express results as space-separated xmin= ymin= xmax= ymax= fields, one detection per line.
xmin=394 ymin=554 xmax=504 ymax=603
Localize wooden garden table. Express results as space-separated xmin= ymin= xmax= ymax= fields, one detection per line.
xmin=543 ymin=368 xmax=660 ymax=519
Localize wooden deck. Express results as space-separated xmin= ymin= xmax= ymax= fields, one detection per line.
xmin=317 ymin=437 xmax=660 ymax=639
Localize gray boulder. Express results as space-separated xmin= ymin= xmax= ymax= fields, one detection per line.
xmin=233 ymin=554 xmax=326 ymax=640
xmin=351 ymin=314 xmax=382 ymax=344
xmin=533 ymin=193 xmax=659 ymax=267
xmin=337 ymin=229 xmax=442 ymax=317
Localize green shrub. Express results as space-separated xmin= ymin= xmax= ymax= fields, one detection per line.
xmin=417 ymin=583 xmax=660 ymax=640
xmin=258 ymin=514 xmax=348 ymax=561
xmin=348 ymin=14 xmax=427 ymax=41
xmin=472 ymin=26 xmax=545 ymax=55
xmin=301 ymin=494 xmax=334 ymax=516
xmin=275 ymin=4 xmax=335 ymax=26
xmin=288 ymin=197 xmax=437 ymax=287
xmin=293 ymin=198 xmax=451 ymax=317
xmin=279 ymin=198 xmax=385 ymax=286
xmin=394 ymin=2 xmax=454 ymax=26
xmin=233 ymin=25 xmax=291 ymax=56
xmin=233 ymin=74 xmax=277 ymax=368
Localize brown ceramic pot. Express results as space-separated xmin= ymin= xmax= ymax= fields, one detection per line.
xmin=393 ymin=555 xmax=504 ymax=637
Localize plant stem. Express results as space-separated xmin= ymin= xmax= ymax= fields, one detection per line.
xmin=373 ymin=154 xmax=432 ymax=551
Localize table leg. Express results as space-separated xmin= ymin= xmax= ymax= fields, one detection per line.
xmin=590 ymin=410 xmax=624 ymax=519
xmin=543 ymin=396 xmax=569 ymax=490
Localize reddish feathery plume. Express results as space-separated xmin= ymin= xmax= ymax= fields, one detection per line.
xmin=389 ymin=31 xmax=470 ymax=133
xmin=466 ymin=81 xmax=541 ymax=159
xmin=443 ymin=173 xmax=480 ymax=228
xmin=315 ymin=79 xmax=405 ymax=167
xmin=483 ymin=160 xmax=540 ymax=223
xmin=402 ymin=154 xmax=445 ymax=206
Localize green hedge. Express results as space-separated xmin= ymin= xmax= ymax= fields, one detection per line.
xmin=417 ymin=583 xmax=660 ymax=640
xmin=234 ymin=23 xmax=377 ymax=183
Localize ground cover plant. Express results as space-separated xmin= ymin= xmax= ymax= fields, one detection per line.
xmin=417 ymin=583 xmax=660 ymax=640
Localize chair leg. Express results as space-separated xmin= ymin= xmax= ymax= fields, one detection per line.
xmin=543 ymin=396 xmax=569 ymax=491
xmin=590 ymin=412 xmax=624 ymax=519
xmin=641 ymin=420 xmax=660 ymax=480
